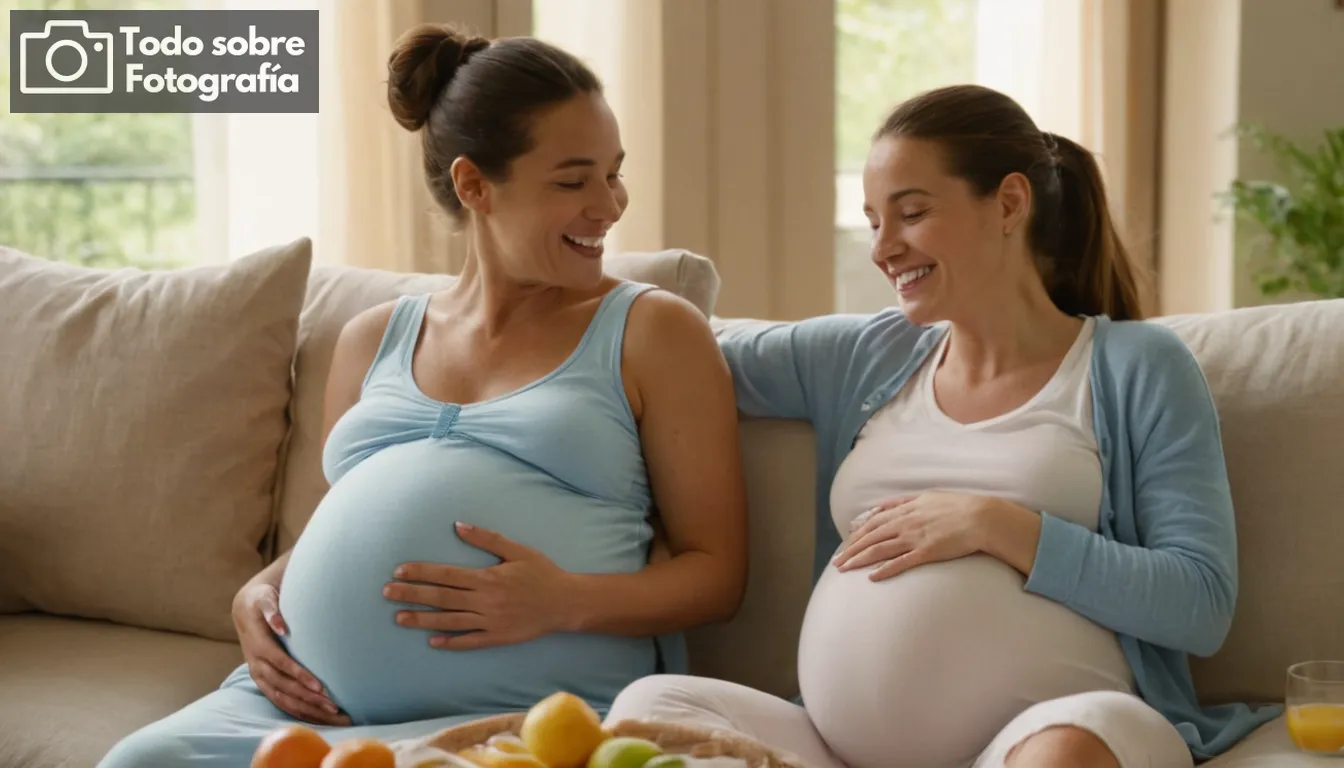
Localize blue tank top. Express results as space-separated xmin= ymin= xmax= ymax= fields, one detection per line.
xmin=277 ymin=281 xmax=687 ymax=726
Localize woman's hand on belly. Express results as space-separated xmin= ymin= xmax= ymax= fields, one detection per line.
xmin=832 ymin=491 xmax=1042 ymax=581
xmin=382 ymin=522 xmax=578 ymax=651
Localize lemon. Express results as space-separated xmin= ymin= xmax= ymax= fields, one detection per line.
xmin=459 ymin=746 xmax=546 ymax=768
xmin=585 ymin=737 xmax=663 ymax=768
xmin=485 ymin=734 xmax=530 ymax=755
xmin=519 ymin=692 xmax=607 ymax=768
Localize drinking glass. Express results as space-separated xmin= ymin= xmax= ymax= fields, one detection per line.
xmin=1287 ymin=660 xmax=1344 ymax=756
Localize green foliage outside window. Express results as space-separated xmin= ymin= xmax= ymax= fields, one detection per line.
xmin=835 ymin=0 xmax=976 ymax=173
xmin=1223 ymin=124 xmax=1344 ymax=299
xmin=0 ymin=0 xmax=196 ymax=269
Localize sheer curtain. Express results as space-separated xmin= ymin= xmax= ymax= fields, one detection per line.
xmin=190 ymin=0 xmax=320 ymax=264
xmin=193 ymin=0 xmax=529 ymax=271
xmin=976 ymin=0 xmax=1163 ymax=311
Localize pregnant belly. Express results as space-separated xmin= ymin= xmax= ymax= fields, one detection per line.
xmin=797 ymin=554 xmax=1131 ymax=768
xmin=277 ymin=439 xmax=658 ymax=726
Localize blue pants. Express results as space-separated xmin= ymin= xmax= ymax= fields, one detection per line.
xmin=96 ymin=664 xmax=532 ymax=767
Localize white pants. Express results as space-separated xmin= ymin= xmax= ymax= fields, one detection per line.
xmin=604 ymin=675 xmax=1194 ymax=768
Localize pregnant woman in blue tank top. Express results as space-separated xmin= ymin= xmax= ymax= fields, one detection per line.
xmin=98 ymin=23 xmax=748 ymax=767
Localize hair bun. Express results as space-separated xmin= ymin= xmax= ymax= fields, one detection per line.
xmin=387 ymin=24 xmax=490 ymax=132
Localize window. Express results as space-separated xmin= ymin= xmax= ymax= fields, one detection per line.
xmin=834 ymin=0 xmax=977 ymax=314
xmin=834 ymin=0 xmax=1086 ymax=313
xmin=1 ymin=0 xmax=198 ymax=269
xmin=2 ymin=0 xmax=322 ymax=269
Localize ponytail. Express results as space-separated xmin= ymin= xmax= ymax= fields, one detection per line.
xmin=1043 ymin=132 xmax=1147 ymax=321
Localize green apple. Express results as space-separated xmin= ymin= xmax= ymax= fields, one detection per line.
xmin=586 ymin=737 xmax=663 ymax=768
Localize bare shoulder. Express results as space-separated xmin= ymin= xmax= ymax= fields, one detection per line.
xmin=322 ymin=300 xmax=401 ymax=437
xmin=330 ymin=300 xmax=400 ymax=369
xmin=624 ymin=287 xmax=717 ymax=349
xmin=621 ymin=287 xmax=728 ymax=404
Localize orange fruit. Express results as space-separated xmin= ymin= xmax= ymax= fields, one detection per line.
xmin=519 ymin=692 xmax=606 ymax=768
xmin=319 ymin=738 xmax=396 ymax=768
xmin=251 ymin=725 xmax=331 ymax=768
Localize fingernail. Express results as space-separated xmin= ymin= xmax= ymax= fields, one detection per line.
xmin=396 ymin=612 xmax=409 ymax=625
xmin=382 ymin=585 xmax=393 ymax=598
xmin=394 ymin=567 xmax=406 ymax=578
xmin=431 ymin=635 xmax=447 ymax=647
xmin=308 ymin=679 xmax=322 ymax=692
xmin=455 ymin=521 xmax=473 ymax=532
xmin=326 ymin=703 xmax=339 ymax=714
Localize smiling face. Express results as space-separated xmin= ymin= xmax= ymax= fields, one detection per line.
xmin=862 ymin=136 xmax=1031 ymax=326
xmin=455 ymin=92 xmax=628 ymax=289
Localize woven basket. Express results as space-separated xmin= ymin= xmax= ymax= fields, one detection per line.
xmin=389 ymin=712 xmax=805 ymax=768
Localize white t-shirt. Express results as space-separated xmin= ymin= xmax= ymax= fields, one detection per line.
xmin=797 ymin=317 xmax=1135 ymax=768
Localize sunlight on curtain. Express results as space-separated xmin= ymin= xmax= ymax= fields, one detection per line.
xmin=531 ymin=0 xmax=630 ymax=256
xmin=974 ymin=0 xmax=1086 ymax=143
xmin=191 ymin=0 xmax=320 ymax=263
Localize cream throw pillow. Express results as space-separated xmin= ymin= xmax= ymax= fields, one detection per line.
xmin=0 ymin=239 xmax=312 ymax=641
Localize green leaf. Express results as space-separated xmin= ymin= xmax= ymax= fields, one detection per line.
xmin=1224 ymin=122 xmax=1344 ymax=299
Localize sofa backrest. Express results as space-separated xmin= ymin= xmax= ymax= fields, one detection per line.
xmin=271 ymin=250 xmax=722 ymax=555
xmin=694 ymin=300 xmax=1344 ymax=706
xmin=1155 ymin=300 xmax=1344 ymax=705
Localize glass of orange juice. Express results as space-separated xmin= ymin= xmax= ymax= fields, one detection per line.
xmin=1287 ymin=661 xmax=1344 ymax=756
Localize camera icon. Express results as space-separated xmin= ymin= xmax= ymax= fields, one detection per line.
xmin=19 ymin=20 xmax=115 ymax=95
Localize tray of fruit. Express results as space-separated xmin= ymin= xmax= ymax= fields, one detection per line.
xmin=250 ymin=692 xmax=802 ymax=768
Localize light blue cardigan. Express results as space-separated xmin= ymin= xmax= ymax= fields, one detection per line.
xmin=717 ymin=308 xmax=1283 ymax=760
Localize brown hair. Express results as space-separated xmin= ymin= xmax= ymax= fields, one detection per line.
xmin=386 ymin=24 xmax=602 ymax=219
xmin=876 ymin=84 xmax=1147 ymax=320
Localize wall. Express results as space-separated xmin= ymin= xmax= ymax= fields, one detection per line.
xmin=1159 ymin=0 xmax=1344 ymax=315
xmin=1232 ymin=0 xmax=1344 ymax=307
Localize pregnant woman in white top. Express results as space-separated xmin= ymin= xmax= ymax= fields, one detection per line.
xmin=603 ymin=85 xmax=1280 ymax=767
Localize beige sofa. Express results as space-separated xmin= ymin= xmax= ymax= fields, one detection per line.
xmin=1 ymin=238 xmax=1340 ymax=768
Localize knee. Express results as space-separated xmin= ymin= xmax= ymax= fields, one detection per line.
xmin=97 ymin=727 xmax=194 ymax=768
xmin=1005 ymin=726 xmax=1119 ymax=768
xmin=606 ymin=674 xmax=708 ymax=724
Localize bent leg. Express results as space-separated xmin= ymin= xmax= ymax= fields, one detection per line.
xmin=605 ymin=674 xmax=848 ymax=768
xmin=98 ymin=664 xmax=496 ymax=767
xmin=974 ymin=690 xmax=1193 ymax=768
xmin=97 ymin=665 xmax=299 ymax=768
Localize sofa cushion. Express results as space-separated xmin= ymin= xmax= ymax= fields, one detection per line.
xmin=271 ymin=250 xmax=722 ymax=554
xmin=685 ymin=418 xmax=817 ymax=700
xmin=0 ymin=615 xmax=242 ymax=768
xmin=1201 ymin=717 xmax=1329 ymax=766
xmin=0 ymin=241 xmax=311 ymax=640
xmin=1155 ymin=299 xmax=1344 ymax=705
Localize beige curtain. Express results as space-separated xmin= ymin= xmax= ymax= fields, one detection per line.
xmin=976 ymin=0 xmax=1164 ymax=315
xmin=534 ymin=0 xmax=838 ymax=321
xmin=1082 ymin=0 xmax=1164 ymax=316
xmin=315 ymin=0 xmax=531 ymax=273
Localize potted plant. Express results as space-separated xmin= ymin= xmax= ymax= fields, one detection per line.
xmin=1221 ymin=124 xmax=1344 ymax=299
